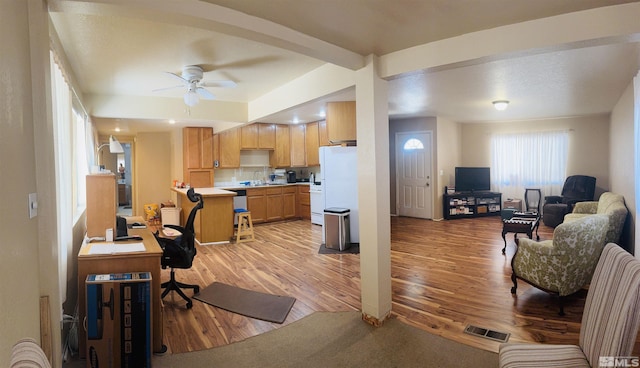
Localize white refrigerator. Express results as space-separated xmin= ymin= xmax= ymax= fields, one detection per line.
xmin=319 ymin=146 xmax=359 ymax=243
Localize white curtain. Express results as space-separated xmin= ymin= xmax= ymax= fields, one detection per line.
xmin=491 ymin=131 xmax=569 ymax=204
xmin=51 ymin=52 xmax=72 ymax=304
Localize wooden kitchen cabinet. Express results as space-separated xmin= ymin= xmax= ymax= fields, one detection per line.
xmin=86 ymin=173 xmax=117 ymax=237
xmin=266 ymin=187 xmax=284 ymax=221
xmin=213 ymin=133 xmax=219 ymax=164
xmin=283 ymin=186 xmax=297 ymax=219
xmin=240 ymin=124 xmax=258 ymax=149
xmin=183 ymin=127 xmax=214 ymax=187
xmin=258 ymin=123 xmax=276 ymax=149
xmin=318 ymin=120 xmax=331 ymax=146
xmin=217 ymin=128 xmax=240 ymax=168
xmin=270 ymin=124 xmax=291 ymax=168
xmin=241 ymin=123 xmax=276 ymax=150
xmin=305 ymin=121 xmax=320 ymax=166
xmin=247 ymin=185 xmax=300 ymax=223
xmin=290 ymin=123 xmax=306 ymax=167
xmin=118 ymin=183 xmax=128 ymax=205
xmin=246 ymin=188 xmax=267 ymax=223
xmin=326 ymin=101 xmax=356 ymax=143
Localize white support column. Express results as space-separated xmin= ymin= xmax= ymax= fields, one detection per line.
xmin=356 ymin=55 xmax=392 ymax=325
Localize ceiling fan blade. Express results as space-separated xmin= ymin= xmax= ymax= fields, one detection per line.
xmin=196 ymin=87 xmax=215 ymax=100
xmin=200 ymin=80 xmax=237 ymax=88
xmin=164 ymin=71 xmax=189 ymax=84
xmin=151 ymin=84 xmax=185 ymax=93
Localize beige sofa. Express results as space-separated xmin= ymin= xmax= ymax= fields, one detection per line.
xmin=564 ymin=192 xmax=628 ymax=244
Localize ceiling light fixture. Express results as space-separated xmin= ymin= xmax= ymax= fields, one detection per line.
xmin=492 ymin=100 xmax=509 ymax=111
xmin=184 ymin=89 xmax=200 ymax=107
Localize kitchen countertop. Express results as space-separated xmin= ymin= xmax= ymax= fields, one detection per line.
xmin=171 ymin=187 xmax=237 ymax=196
xmin=215 ymin=182 xmax=311 ymax=190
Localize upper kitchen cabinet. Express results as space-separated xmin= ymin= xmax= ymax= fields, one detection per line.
xmin=217 ymin=128 xmax=241 ymax=168
xmin=290 ymin=123 xmax=306 ymax=167
xmin=258 ymin=123 xmax=276 ymax=149
xmin=326 ymin=101 xmax=356 ymax=144
xmin=318 ymin=120 xmax=330 ymax=147
xmin=183 ymin=127 xmax=214 ymax=187
xmin=240 ymin=123 xmax=276 ymax=150
xmin=305 ymin=121 xmax=320 ymax=166
xmin=269 ymin=124 xmax=291 ymax=168
xmin=240 ymin=124 xmax=258 ymax=149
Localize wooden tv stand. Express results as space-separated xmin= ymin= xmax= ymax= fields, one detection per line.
xmin=443 ymin=192 xmax=502 ymax=220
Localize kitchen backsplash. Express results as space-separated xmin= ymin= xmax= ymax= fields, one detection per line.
xmin=214 ymin=166 xmax=320 ymax=186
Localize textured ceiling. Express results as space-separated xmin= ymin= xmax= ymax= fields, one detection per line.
xmin=48 ymin=0 xmax=640 ymax=134
xmin=203 ymin=0 xmax=640 ymax=55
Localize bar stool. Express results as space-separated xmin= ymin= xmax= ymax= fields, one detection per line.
xmin=234 ymin=208 xmax=255 ymax=243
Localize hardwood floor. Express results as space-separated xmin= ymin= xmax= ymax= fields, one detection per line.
xmin=158 ymin=216 xmax=639 ymax=355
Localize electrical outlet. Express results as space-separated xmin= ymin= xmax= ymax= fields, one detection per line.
xmin=28 ymin=192 xmax=38 ymax=219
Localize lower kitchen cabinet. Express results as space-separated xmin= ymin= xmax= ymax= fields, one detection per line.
xmin=283 ymin=186 xmax=297 ymax=219
xmin=245 ymin=185 xmax=303 ymax=223
xmin=247 ymin=188 xmax=267 ymax=223
xmin=266 ymin=187 xmax=284 ymax=221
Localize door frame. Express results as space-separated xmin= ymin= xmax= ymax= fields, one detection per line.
xmin=394 ymin=130 xmax=434 ymax=219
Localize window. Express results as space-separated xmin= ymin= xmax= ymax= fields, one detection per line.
xmin=72 ymin=102 xmax=91 ymax=218
xmin=403 ymin=138 xmax=424 ymax=150
xmin=491 ymin=131 xmax=569 ymax=200
xmin=51 ymin=50 xmax=92 ymax=304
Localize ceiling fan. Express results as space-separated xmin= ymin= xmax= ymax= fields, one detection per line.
xmin=153 ymin=65 xmax=237 ymax=107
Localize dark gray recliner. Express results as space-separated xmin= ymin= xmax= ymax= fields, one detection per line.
xmin=542 ymin=175 xmax=596 ymax=228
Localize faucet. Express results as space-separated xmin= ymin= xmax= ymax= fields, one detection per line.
xmin=253 ymin=170 xmax=263 ymax=186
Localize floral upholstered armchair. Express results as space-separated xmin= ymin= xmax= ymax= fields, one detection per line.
xmin=564 ymin=192 xmax=628 ymax=244
xmin=510 ymin=214 xmax=609 ymax=315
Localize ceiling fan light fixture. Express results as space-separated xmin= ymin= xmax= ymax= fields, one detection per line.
xmin=493 ymin=100 xmax=509 ymax=111
xmin=184 ymin=90 xmax=199 ymax=107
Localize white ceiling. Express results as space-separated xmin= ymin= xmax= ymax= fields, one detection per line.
xmin=48 ymin=0 xmax=640 ymax=135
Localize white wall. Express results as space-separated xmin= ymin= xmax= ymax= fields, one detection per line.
xmin=610 ymin=80 xmax=636 ymax=254
xmin=435 ymin=117 xmax=462 ymax=219
xmin=460 ymin=115 xmax=611 ymax=195
xmin=0 ymin=1 xmax=51 ymax=366
xmin=135 ymin=132 xmax=174 ymax=216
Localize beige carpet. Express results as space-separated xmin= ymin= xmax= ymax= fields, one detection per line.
xmin=151 ymin=311 xmax=498 ymax=368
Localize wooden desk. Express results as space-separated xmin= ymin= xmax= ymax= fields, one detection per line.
xmin=172 ymin=187 xmax=236 ymax=244
xmin=77 ymin=217 xmax=164 ymax=358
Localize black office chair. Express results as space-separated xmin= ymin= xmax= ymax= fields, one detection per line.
xmin=154 ymin=188 xmax=203 ymax=309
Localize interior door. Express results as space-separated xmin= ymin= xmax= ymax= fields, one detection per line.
xmin=396 ymin=131 xmax=433 ymax=219
xmin=116 ymin=142 xmax=133 ymax=216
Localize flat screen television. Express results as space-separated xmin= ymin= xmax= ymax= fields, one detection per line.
xmin=454 ymin=167 xmax=491 ymax=193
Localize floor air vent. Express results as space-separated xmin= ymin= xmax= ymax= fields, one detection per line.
xmin=464 ymin=324 xmax=510 ymax=343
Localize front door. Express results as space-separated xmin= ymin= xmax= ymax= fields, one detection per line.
xmin=396 ymin=131 xmax=433 ymax=219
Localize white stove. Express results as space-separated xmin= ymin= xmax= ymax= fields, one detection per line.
xmin=309 ymin=184 xmax=324 ymax=225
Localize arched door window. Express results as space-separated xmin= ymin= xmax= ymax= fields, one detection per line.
xmin=403 ymin=138 xmax=424 ymax=150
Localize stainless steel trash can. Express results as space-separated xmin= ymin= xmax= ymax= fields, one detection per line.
xmin=324 ymin=207 xmax=350 ymax=250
